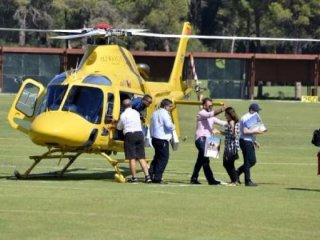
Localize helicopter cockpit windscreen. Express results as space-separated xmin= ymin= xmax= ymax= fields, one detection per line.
xmin=62 ymin=86 xmax=103 ymax=124
xmin=49 ymin=72 xmax=67 ymax=85
xmin=37 ymin=85 xmax=68 ymax=114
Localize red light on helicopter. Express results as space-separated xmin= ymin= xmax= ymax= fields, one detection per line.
xmin=95 ymin=23 xmax=112 ymax=30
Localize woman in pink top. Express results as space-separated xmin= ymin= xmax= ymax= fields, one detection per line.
xmin=190 ymin=97 xmax=227 ymax=185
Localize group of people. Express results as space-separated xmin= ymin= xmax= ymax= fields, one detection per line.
xmin=191 ymin=98 xmax=266 ymax=187
xmin=116 ymin=95 xmax=174 ymax=184
xmin=116 ymin=94 xmax=266 ymax=186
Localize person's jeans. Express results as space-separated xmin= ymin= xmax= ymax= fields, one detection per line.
xmin=191 ymin=137 xmax=216 ymax=183
xmin=223 ymin=153 xmax=237 ymax=183
xmin=149 ymin=138 xmax=169 ymax=182
xmin=238 ymin=139 xmax=256 ymax=182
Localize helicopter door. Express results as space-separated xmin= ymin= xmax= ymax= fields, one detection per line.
xmin=7 ymin=79 xmax=45 ymax=134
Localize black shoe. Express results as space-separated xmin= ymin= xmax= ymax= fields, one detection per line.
xmin=190 ymin=179 xmax=201 ymax=184
xmin=152 ymin=179 xmax=167 ymax=184
xmin=145 ymin=175 xmax=152 ymax=183
xmin=209 ymin=180 xmax=221 ymax=185
xmin=236 ymin=170 xmax=242 ymax=184
xmin=245 ymin=180 xmax=258 ymax=187
xmin=127 ymin=177 xmax=138 ymax=183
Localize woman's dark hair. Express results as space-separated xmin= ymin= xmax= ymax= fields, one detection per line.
xmin=225 ymin=107 xmax=239 ymax=122
xmin=160 ymin=98 xmax=173 ymax=108
xmin=201 ymin=97 xmax=212 ymax=105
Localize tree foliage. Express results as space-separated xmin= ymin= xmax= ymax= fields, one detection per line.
xmin=1 ymin=0 xmax=320 ymax=53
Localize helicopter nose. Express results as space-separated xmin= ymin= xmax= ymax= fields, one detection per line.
xmin=29 ymin=111 xmax=96 ymax=147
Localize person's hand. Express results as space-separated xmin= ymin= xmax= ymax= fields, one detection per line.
xmin=111 ymin=118 xmax=118 ymax=124
xmin=256 ymin=128 xmax=266 ymax=134
xmin=222 ymin=103 xmax=229 ymax=111
xmin=108 ymin=125 xmax=116 ymax=130
xmin=212 ymin=128 xmax=221 ymax=135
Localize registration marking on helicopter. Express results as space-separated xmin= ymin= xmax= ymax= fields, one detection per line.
xmin=100 ymin=55 xmax=123 ymax=65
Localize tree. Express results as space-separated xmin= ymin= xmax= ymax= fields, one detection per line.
xmin=12 ymin=0 xmax=54 ymax=46
xmin=114 ymin=0 xmax=190 ymax=51
xmin=262 ymin=0 xmax=320 ymax=53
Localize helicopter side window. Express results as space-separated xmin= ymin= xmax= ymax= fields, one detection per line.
xmin=112 ymin=92 xmax=134 ymax=140
xmin=16 ymin=83 xmax=40 ymax=117
xmin=83 ymin=75 xmax=112 ymax=86
xmin=37 ymin=85 xmax=68 ymax=114
xmin=119 ymin=92 xmax=133 ymax=114
xmin=105 ymin=93 xmax=114 ymax=124
xmin=62 ymin=86 xmax=103 ymax=124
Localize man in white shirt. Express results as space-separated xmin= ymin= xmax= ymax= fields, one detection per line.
xmin=149 ymin=98 xmax=175 ymax=183
xmin=117 ymin=99 xmax=151 ymax=183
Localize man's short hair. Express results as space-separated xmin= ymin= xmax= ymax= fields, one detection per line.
xmin=160 ymin=98 xmax=173 ymax=108
xmin=142 ymin=94 xmax=152 ymax=101
xmin=122 ymin=99 xmax=132 ymax=108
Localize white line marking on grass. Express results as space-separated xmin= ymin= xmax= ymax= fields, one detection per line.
xmin=151 ymin=184 xmax=198 ymax=187
xmin=259 ymin=162 xmax=316 ymax=166
xmin=233 ymin=223 xmax=320 ymax=236
xmin=0 ymin=209 xmax=98 ymax=217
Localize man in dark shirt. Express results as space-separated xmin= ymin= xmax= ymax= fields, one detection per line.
xmin=132 ymin=94 xmax=153 ymax=122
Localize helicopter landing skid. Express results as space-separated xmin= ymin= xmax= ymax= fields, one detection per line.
xmin=100 ymin=152 xmax=126 ymax=183
xmin=14 ymin=149 xmax=82 ymax=179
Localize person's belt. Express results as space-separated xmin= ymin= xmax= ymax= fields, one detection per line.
xmin=125 ymin=131 xmax=142 ymax=134
xmin=152 ymin=137 xmax=169 ymax=142
xmin=197 ymin=136 xmax=207 ymax=141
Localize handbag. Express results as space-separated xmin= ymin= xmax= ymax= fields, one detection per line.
xmin=224 ymin=150 xmax=239 ymax=161
xmin=312 ymin=128 xmax=320 ymax=147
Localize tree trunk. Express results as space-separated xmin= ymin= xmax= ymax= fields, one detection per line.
xmin=14 ymin=6 xmax=28 ymax=46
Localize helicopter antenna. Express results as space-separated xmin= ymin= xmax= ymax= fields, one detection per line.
xmin=75 ymin=57 xmax=79 ymax=71
xmin=190 ymin=53 xmax=205 ymax=102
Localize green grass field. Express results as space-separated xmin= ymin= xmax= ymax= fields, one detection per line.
xmin=1 ymin=94 xmax=320 ymax=240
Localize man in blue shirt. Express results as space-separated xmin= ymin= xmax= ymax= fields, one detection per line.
xmin=237 ymin=103 xmax=266 ymax=187
xmin=149 ymin=98 xmax=175 ymax=183
xmin=132 ymin=94 xmax=153 ymax=123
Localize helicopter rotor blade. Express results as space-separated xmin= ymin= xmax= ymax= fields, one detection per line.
xmin=50 ymin=29 xmax=106 ymax=39
xmin=0 ymin=27 xmax=92 ymax=34
xmin=126 ymin=29 xmax=148 ymax=33
xmin=50 ymin=28 xmax=148 ymax=39
xmin=132 ymin=32 xmax=320 ymax=43
xmin=4 ymin=26 xmax=318 ymax=43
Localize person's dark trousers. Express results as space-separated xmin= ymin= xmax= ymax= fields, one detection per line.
xmin=223 ymin=154 xmax=237 ymax=182
xmin=149 ymin=138 xmax=169 ymax=182
xmin=238 ymin=139 xmax=256 ymax=183
xmin=191 ymin=137 xmax=216 ymax=184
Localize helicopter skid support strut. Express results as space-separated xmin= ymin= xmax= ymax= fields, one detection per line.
xmin=100 ymin=152 xmax=126 ymax=183
xmin=14 ymin=149 xmax=82 ymax=179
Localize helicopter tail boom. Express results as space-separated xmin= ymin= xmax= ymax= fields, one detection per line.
xmin=168 ymin=22 xmax=192 ymax=92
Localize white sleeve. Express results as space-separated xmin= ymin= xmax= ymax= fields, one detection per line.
xmin=117 ymin=115 xmax=124 ymax=130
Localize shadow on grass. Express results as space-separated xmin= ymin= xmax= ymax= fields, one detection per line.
xmin=286 ymin=187 xmax=320 ymax=193
xmin=3 ymin=167 xmax=132 ymax=181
